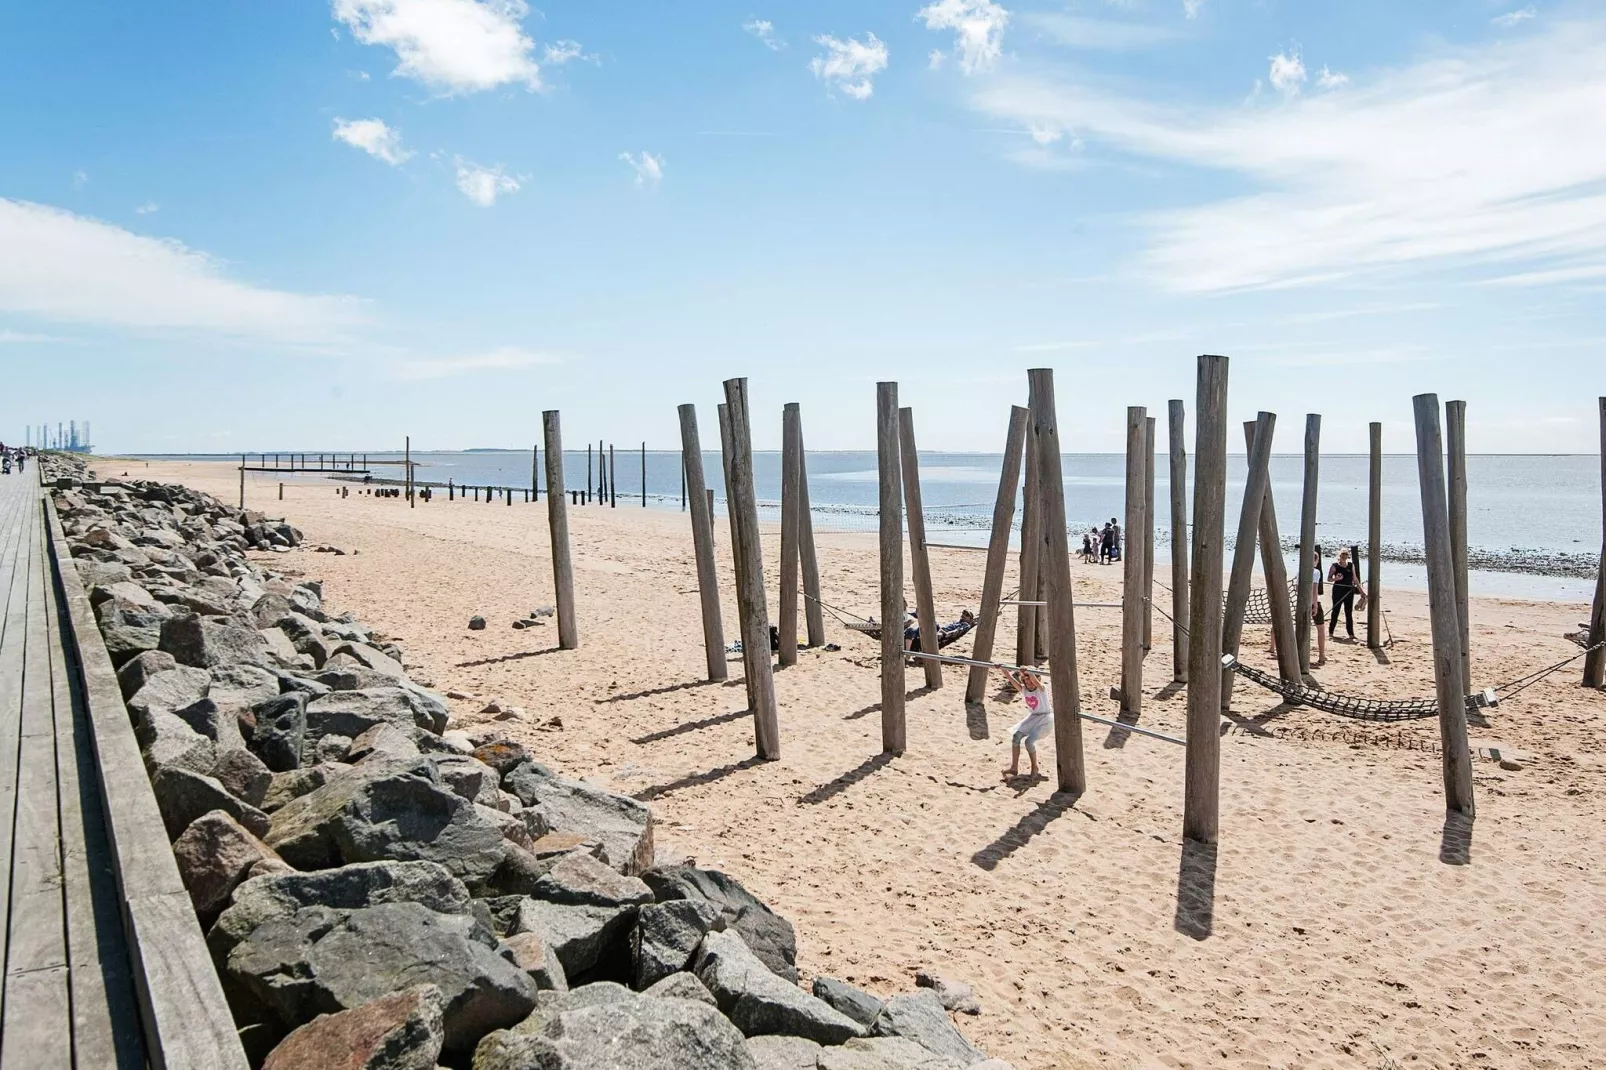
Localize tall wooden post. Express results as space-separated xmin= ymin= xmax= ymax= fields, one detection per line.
xmin=1017 ymin=426 xmax=1042 ymax=666
xmin=1584 ymin=397 xmax=1606 ymax=688
xmin=405 ymin=437 xmax=413 ymax=508
xmin=1028 ymin=369 xmax=1085 ymax=794
xmin=610 ymin=444 xmax=617 ymax=507
xmin=531 ymin=445 xmax=539 ymax=500
xmin=641 ymin=441 xmax=647 ymax=507
xmin=779 ymin=404 xmax=802 ymax=669
xmin=876 ymin=383 xmax=907 ymax=755
xmin=1120 ymin=406 xmax=1148 ymax=715
xmin=900 ymin=407 xmax=942 ymax=690
xmin=1143 ymin=415 xmax=1156 ymax=652
xmin=238 ymin=454 xmax=245 ymax=509
xmin=1296 ymin=415 xmax=1321 ymax=678
xmin=1446 ymin=401 xmax=1471 ymax=685
xmin=717 ymin=404 xmax=745 ymax=599
xmin=967 ymin=406 xmax=1029 ymax=705
xmin=724 ymin=378 xmax=781 ymax=759
xmin=679 ymin=405 xmax=727 ymax=682
xmin=1184 ymin=355 xmax=1230 ymax=844
xmin=543 ymin=412 xmax=578 ymax=649
xmin=1168 ymin=400 xmax=1189 ymax=683
xmin=1243 ymin=422 xmax=1302 ymax=689
xmin=1220 ymin=412 xmax=1276 ymax=710
xmin=1413 ymin=394 xmax=1475 ymax=816
xmin=796 ymin=412 xmax=826 ymax=648
xmin=1368 ymin=422 xmax=1383 ymax=650
xmin=586 ymin=444 xmax=592 ymax=505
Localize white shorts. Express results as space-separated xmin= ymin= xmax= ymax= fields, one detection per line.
xmin=1010 ymin=712 xmax=1053 ymax=750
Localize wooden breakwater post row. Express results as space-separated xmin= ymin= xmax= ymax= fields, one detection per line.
xmin=723 ymin=378 xmax=781 ymax=760
xmin=876 ymin=382 xmax=907 ymax=755
xmin=1185 ymin=354 xmax=1229 ymax=845
xmin=543 ymin=411 xmax=579 ymax=649
xmin=677 ymin=404 xmax=726 ymax=682
xmin=900 ymin=406 xmax=942 ymax=690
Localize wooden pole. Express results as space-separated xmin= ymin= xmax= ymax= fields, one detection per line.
xmin=641 ymin=441 xmax=647 ymax=507
xmin=1143 ymin=415 xmax=1156 ymax=652
xmin=1243 ymin=421 xmax=1302 ymax=689
xmin=1412 ymin=394 xmax=1475 ymax=816
xmin=1028 ymin=369 xmax=1085 ymax=794
xmin=532 ymin=444 xmax=539 ymax=500
xmin=1446 ymin=400 xmax=1471 ymax=685
xmin=1295 ymin=415 xmax=1321 ymax=679
xmin=779 ymin=404 xmax=802 ymax=669
xmin=239 ymin=454 xmax=245 ymax=509
xmin=1219 ymin=412 xmax=1276 ymax=710
xmin=1585 ymin=397 xmax=1606 ymax=688
xmin=724 ymin=378 xmax=782 ymax=759
xmin=543 ymin=412 xmax=578 ymax=649
xmin=876 ymin=383 xmax=907 ymax=755
xmin=900 ymin=407 xmax=942 ymax=690
xmin=678 ymin=405 xmax=727 ymax=682
xmin=967 ymin=406 xmax=1029 ymax=705
xmin=1368 ymin=422 xmax=1384 ymax=650
xmin=717 ymin=403 xmax=745 ymax=600
xmin=1184 ymin=355 xmax=1229 ymax=844
xmin=680 ymin=454 xmax=686 ymax=511
xmin=1017 ymin=423 xmax=1042 ymax=666
xmin=1120 ymin=406 xmax=1148 ymax=715
xmin=610 ymin=443 xmax=617 ymax=508
xmin=586 ymin=443 xmax=592 ymax=505
xmin=1167 ymin=400 xmax=1189 ymax=683
xmin=796 ymin=412 xmax=826 ymax=648
xmin=405 ymin=437 xmax=413 ymax=508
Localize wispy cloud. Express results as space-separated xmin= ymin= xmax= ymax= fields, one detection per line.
xmin=743 ymin=19 xmax=783 ymax=50
xmin=333 ymin=117 xmax=413 ymax=165
xmin=543 ymin=39 xmax=594 ymax=65
xmin=1183 ymin=0 xmax=1204 ymax=19
xmin=333 ymin=0 xmax=543 ymax=94
xmin=1023 ymin=13 xmax=1179 ymax=51
xmin=620 ymin=151 xmax=664 ymax=187
xmin=0 ymin=199 xmax=365 ymax=340
xmin=454 ymin=159 xmax=520 ymax=206
xmin=971 ymin=18 xmax=1606 ymax=293
xmin=1268 ymin=48 xmax=1306 ymax=96
xmin=810 ymin=33 xmax=889 ymax=100
xmin=1316 ymin=66 xmax=1349 ymax=90
xmin=918 ymin=0 xmax=1010 ymax=75
xmin=1492 ymin=7 xmax=1537 ymax=28
xmin=134 ymin=202 xmax=160 ymax=215
xmin=393 ymin=346 xmax=562 ymax=379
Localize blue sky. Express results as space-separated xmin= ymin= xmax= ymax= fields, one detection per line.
xmin=2 ymin=0 xmax=1601 ymax=454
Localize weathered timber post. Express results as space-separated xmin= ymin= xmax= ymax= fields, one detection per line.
xmin=1368 ymin=422 xmax=1383 ymax=649
xmin=717 ymin=403 xmax=745 ymax=601
xmin=278 ymin=482 xmax=283 ymax=501
xmin=678 ymin=405 xmax=726 ymax=682
xmin=239 ymin=454 xmax=245 ymax=508
xmin=1296 ymin=415 xmax=1321 ymax=679
xmin=1446 ymin=400 xmax=1471 ymax=685
xmin=1017 ymin=423 xmax=1042 ymax=666
xmin=405 ymin=437 xmax=413 ymax=508
xmin=610 ymin=444 xmax=617 ymax=508
xmin=796 ymin=412 xmax=826 ymax=648
xmin=586 ymin=444 xmax=592 ymax=505
xmin=966 ymin=406 xmax=1029 ymax=705
xmin=779 ymin=404 xmax=802 ymax=668
xmin=724 ymin=378 xmax=782 ymax=759
xmin=1028 ymin=369 xmax=1085 ymax=794
xmin=449 ymin=479 xmax=454 ymax=502
xmin=1168 ymin=400 xmax=1189 ymax=683
xmin=900 ymin=407 xmax=942 ymax=690
xmin=532 ymin=445 xmax=539 ymax=500
xmin=1586 ymin=398 xmax=1606 ymax=688
xmin=1242 ymin=421 xmax=1302 ymax=690
xmin=641 ymin=441 xmax=647 ymax=507
xmin=1184 ymin=355 xmax=1229 ymax=844
xmin=876 ymin=383 xmax=907 ymax=755
xmin=1219 ymin=412 xmax=1276 ymax=710
xmin=1413 ymin=394 xmax=1475 ymax=816
xmin=1143 ymin=415 xmax=1157 ymax=652
xmin=543 ymin=412 xmax=578 ymax=649
xmin=1120 ymin=406 xmax=1148 ymax=715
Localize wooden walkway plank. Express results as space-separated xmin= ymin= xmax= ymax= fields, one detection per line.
xmin=0 ymin=475 xmax=41 ymax=1029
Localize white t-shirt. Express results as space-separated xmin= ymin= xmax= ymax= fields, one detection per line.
xmin=1020 ymin=685 xmax=1052 ymax=720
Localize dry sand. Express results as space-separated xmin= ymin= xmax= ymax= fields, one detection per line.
xmin=116 ymin=459 xmax=1606 ymax=1070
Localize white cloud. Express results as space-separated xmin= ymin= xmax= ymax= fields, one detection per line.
xmin=0 ymin=199 xmax=364 ymax=340
xmin=619 ymin=151 xmax=664 ymax=187
xmin=1183 ymin=0 xmax=1204 ymax=18
xmin=1024 ymin=13 xmax=1179 ymax=51
xmin=393 ymin=346 xmax=561 ymax=379
xmin=810 ymin=33 xmax=889 ymax=99
xmin=332 ymin=117 xmax=413 ymax=165
xmin=743 ymin=19 xmax=783 ymax=50
xmin=1268 ymin=48 xmax=1306 ymax=96
xmin=1492 ymin=7 xmax=1537 ymax=28
xmin=332 ymin=0 xmax=542 ymax=94
xmin=454 ymin=159 xmax=520 ymax=206
xmin=918 ymin=0 xmax=1009 ymax=76
xmin=134 ymin=202 xmax=160 ymax=215
xmin=1028 ymin=123 xmax=1062 ymax=144
xmin=543 ymin=39 xmax=593 ymax=65
xmin=1316 ymin=66 xmax=1349 ymax=90
xmin=929 ymin=48 xmax=946 ymax=69
xmin=969 ymin=18 xmax=1606 ymax=293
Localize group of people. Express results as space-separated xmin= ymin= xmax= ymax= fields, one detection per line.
xmin=0 ymin=444 xmax=27 ymax=475
xmin=1081 ymin=518 xmax=1122 ymax=564
xmin=1272 ymin=544 xmax=1366 ymax=667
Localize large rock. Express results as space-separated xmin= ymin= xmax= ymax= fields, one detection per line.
xmin=818 ymin=1037 xmax=968 ymax=1070
xmin=76 ymin=558 xmax=134 ymax=589
xmin=161 ymin=613 xmax=271 ymax=669
xmin=643 ymin=866 xmax=796 ymax=982
xmin=249 ymin=694 xmax=308 ymax=772
xmin=498 ymin=932 xmax=568 ymax=993
xmin=227 ymin=901 xmax=537 ymax=1054
xmin=505 ymin=770 xmax=653 ymax=876
xmin=173 ymin=697 xmax=248 ymax=752
xmin=434 ymin=755 xmax=503 ymax=809
xmin=116 ymin=649 xmax=177 ymax=698
xmin=812 ymin=978 xmax=885 ymax=1030
xmin=633 ymin=899 xmax=725 ymax=990
xmin=531 ymin=852 xmax=652 ymax=909
xmin=472 ymin=995 xmax=757 ymax=1070
xmin=329 ymin=766 xmax=508 ymax=887
xmin=210 ymin=662 xmax=283 ymax=712
xmin=128 ymin=666 xmax=212 ymax=722
xmin=135 ymin=709 xmax=218 ymax=777
xmin=262 ymin=983 xmax=445 ymax=1070
xmin=306 ymin=688 xmax=448 ymax=740
xmin=746 ymin=1035 xmax=823 ymax=1070
xmin=871 ymin=992 xmax=985 ymax=1067
xmin=330 ymin=641 xmax=406 ymax=679
xmin=173 ymin=810 xmax=285 ymax=925
xmin=511 ymin=899 xmax=636 ymax=983
xmin=264 ymin=760 xmax=431 ymax=869
xmin=151 ymin=765 xmax=270 ymax=841
xmin=95 ymin=595 xmax=173 ymax=665
xmin=213 ymin=748 xmax=273 ymax=808
xmin=644 ymin=972 xmax=717 ymax=1007
xmin=261 ymin=763 xmax=342 ymax=813
xmin=347 ymin=723 xmax=422 ymax=763
xmin=251 ymin=592 xmax=295 ymax=630
xmin=694 ymin=930 xmax=864 ymax=1045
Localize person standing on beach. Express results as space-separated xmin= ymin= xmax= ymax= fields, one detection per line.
xmin=1110 ymin=519 xmax=1122 ymax=563
xmin=1311 ymin=546 xmax=1327 ymax=665
xmin=1327 ymin=547 xmax=1359 ymax=641
xmin=998 ymin=665 xmax=1053 ymax=781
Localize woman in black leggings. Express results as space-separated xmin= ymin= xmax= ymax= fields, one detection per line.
xmin=1327 ymin=548 xmax=1359 ymax=640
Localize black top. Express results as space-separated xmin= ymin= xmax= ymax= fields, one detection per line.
xmin=1330 ymin=560 xmax=1357 ymax=587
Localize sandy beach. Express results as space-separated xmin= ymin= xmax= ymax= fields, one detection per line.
xmin=115 ymin=457 xmax=1606 ymax=1070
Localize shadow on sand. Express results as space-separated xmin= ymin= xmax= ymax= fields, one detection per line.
xmin=1174 ymin=839 xmax=1218 ymax=941
xmin=970 ymin=790 xmax=1082 ymax=871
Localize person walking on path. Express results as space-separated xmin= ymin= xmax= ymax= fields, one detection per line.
xmin=998 ymin=665 xmax=1053 ymax=781
xmin=1327 ymin=547 xmax=1359 ymax=641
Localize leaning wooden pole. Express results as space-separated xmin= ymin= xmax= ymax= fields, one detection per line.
xmin=900 ymin=407 xmax=942 ymax=690
xmin=678 ymin=404 xmax=727 ymax=682
xmin=967 ymin=406 xmax=1029 ymax=705
xmin=1446 ymin=400 xmax=1471 ymax=686
xmin=1143 ymin=415 xmax=1157 ymax=652
xmin=1017 ymin=427 xmax=1042 ymax=666
xmin=1120 ymin=406 xmax=1148 ymax=715
xmin=796 ymin=411 xmax=826 ymax=648
xmin=1220 ymin=412 xmax=1277 ymax=710
xmin=1413 ymin=394 xmax=1475 ymax=816
xmin=717 ymin=403 xmax=745 ymax=599
xmin=724 ymin=378 xmax=781 ymax=759
xmin=876 ymin=383 xmax=907 ymax=755
xmin=1367 ymin=422 xmax=1384 ymax=649
xmin=1243 ymin=421 xmax=1302 ymax=690
xmin=1028 ymin=369 xmax=1086 ymax=794
xmin=1586 ymin=398 xmax=1606 ymax=688
xmin=1184 ymin=355 xmax=1230 ymax=843
xmin=778 ymin=404 xmax=802 ymax=669
xmin=542 ymin=412 xmax=578 ymax=649
xmin=1295 ymin=415 xmax=1321 ymax=680
xmin=1168 ymin=400 xmax=1189 ymax=683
